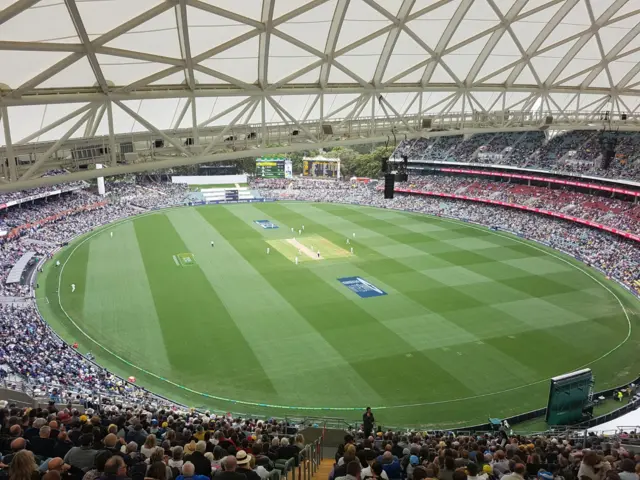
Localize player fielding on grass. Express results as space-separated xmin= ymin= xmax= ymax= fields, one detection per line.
xmin=295 ymin=257 xmax=299 ymax=265
xmin=267 ymin=247 xmax=270 ymax=254
xmin=351 ymin=247 xmax=354 ymax=254
xmin=71 ymin=284 xmax=76 ymax=293
xmin=110 ymin=232 xmax=113 ymax=238
xmin=346 ymin=238 xmax=350 ymax=244
xmin=210 ymin=240 xmax=215 ymax=247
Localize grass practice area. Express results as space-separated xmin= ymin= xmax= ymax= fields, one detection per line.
xmin=37 ymin=203 xmax=640 ymax=428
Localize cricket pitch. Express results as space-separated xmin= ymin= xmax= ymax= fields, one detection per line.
xmin=267 ymin=234 xmax=352 ymax=263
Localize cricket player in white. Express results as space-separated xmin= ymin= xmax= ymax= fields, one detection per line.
xmin=110 ymin=232 xmax=113 ymax=238
xmin=56 ymin=260 xmax=61 ymax=267
xmin=350 ymin=247 xmax=354 ymax=254
xmin=295 ymin=257 xmax=299 ymax=265
xmin=71 ymin=284 xmax=76 ymax=293
xmin=291 ymin=227 xmax=294 ymax=233
xmin=298 ymin=229 xmax=301 ymax=235
xmin=267 ymin=247 xmax=270 ymax=254
xmin=353 ymin=232 xmax=356 ymax=238
xmin=302 ymin=225 xmax=305 ymax=231
xmin=346 ymin=238 xmax=350 ymax=244
xmin=210 ymin=240 xmax=215 ymax=247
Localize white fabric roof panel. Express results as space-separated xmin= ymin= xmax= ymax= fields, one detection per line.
xmin=0 ymin=0 xmax=638 ymax=144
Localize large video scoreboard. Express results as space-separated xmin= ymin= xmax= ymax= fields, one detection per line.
xmin=255 ymin=157 xmax=292 ymax=179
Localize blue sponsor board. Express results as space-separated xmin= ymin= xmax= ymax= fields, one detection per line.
xmin=338 ymin=276 xmax=387 ymax=298
xmin=254 ymin=219 xmax=279 ymax=229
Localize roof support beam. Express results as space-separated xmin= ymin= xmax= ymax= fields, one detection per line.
xmin=193 ymin=65 xmax=259 ymax=91
xmin=421 ymin=0 xmax=473 ymax=86
xmin=15 ymin=103 xmax=96 ymax=145
xmin=88 ymin=104 xmax=107 ymax=138
xmin=175 ymin=0 xmax=195 ymax=90
xmin=506 ymin=0 xmax=578 ymax=86
xmin=173 ymin=99 xmax=191 ymax=131
xmin=113 ymin=100 xmax=192 ymax=157
xmin=258 ymin=0 xmax=275 ymax=89
xmin=379 ymin=94 xmax=415 ymax=132
xmin=371 ymin=0 xmax=415 ymax=87
xmin=581 ymin=15 xmax=640 ymax=87
xmin=83 ymin=105 xmax=98 ymax=137
xmin=302 ymin=95 xmax=320 ymax=122
xmin=468 ymin=0 xmax=528 ymax=85
xmin=13 ymin=1 xmax=174 ymax=95
xmin=267 ymin=96 xmax=317 ymax=141
xmin=197 ymin=97 xmax=253 ymax=128
xmin=320 ymin=0 xmax=350 ymax=87
xmin=106 ymin=100 xmax=117 ymax=167
xmin=20 ymin=107 xmax=95 ymax=181
xmin=1 ymin=107 xmax=17 ymax=181
xmin=64 ymin=0 xmax=109 ymax=94
xmin=201 ymin=99 xmax=257 ymax=155
xmin=186 ymin=0 xmax=262 ymax=28
xmin=0 ymin=0 xmax=40 ymax=26
xmin=545 ymin=0 xmax=627 ymax=86
xmin=191 ymin=95 xmax=199 ymax=145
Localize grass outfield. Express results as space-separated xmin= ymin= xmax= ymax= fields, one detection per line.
xmin=36 ymin=203 xmax=640 ymax=428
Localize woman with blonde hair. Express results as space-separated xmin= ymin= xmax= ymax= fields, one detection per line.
xmin=142 ymin=435 xmax=157 ymax=459
xmin=9 ymin=450 xmax=40 ymax=480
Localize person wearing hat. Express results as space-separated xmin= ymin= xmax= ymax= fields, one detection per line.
xmin=479 ymin=464 xmax=493 ymax=480
xmin=236 ymin=451 xmax=260 ymax=480
xmin=406 ymin=455 xmax=420 ymax=480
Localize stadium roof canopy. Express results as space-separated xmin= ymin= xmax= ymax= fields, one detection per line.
xmin=1 ymin=0 xmax=640 ymax=190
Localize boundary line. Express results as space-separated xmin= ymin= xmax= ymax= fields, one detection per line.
xmin=50 ymin=203 xmax=635 ymax=412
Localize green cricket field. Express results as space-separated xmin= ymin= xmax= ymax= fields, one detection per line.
xmin=36 ymin=202 xmax=640 ymax=428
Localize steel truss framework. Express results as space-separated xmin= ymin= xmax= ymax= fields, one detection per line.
xmin=1 ymin=0 xmax=640 ymax=192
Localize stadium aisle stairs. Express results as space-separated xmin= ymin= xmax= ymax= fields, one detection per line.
xmin=312 ymin=459 xmax=335 ymax=480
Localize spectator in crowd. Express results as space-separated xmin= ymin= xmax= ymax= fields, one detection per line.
xmin=9 ymin=450 xmax=40 ymax=480
xmin=64 ymin=434 xmax=98 ymax=471
xmin=176 ymin=462 xmax=209 ymax=480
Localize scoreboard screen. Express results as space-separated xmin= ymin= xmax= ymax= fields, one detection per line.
xmin=256 ymin=160 xmax=284 ymax=178
xmin=255 ymin=158 xmax=292 ymax=179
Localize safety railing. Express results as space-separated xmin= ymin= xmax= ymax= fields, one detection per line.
xmin=300 ymin=437 xmax=325 ymax=480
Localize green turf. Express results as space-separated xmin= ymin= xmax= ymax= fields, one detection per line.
xmin=35 ymin=203 xmax=640 ymax=428
xmin=189 ymin=183 xmax=247 ymax=191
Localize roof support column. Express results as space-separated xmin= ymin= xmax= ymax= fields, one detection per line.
xmin=106 ymin=100 xmax=117 ymax=167
xmin=1 ymin=107 xmax=17 ymax=182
